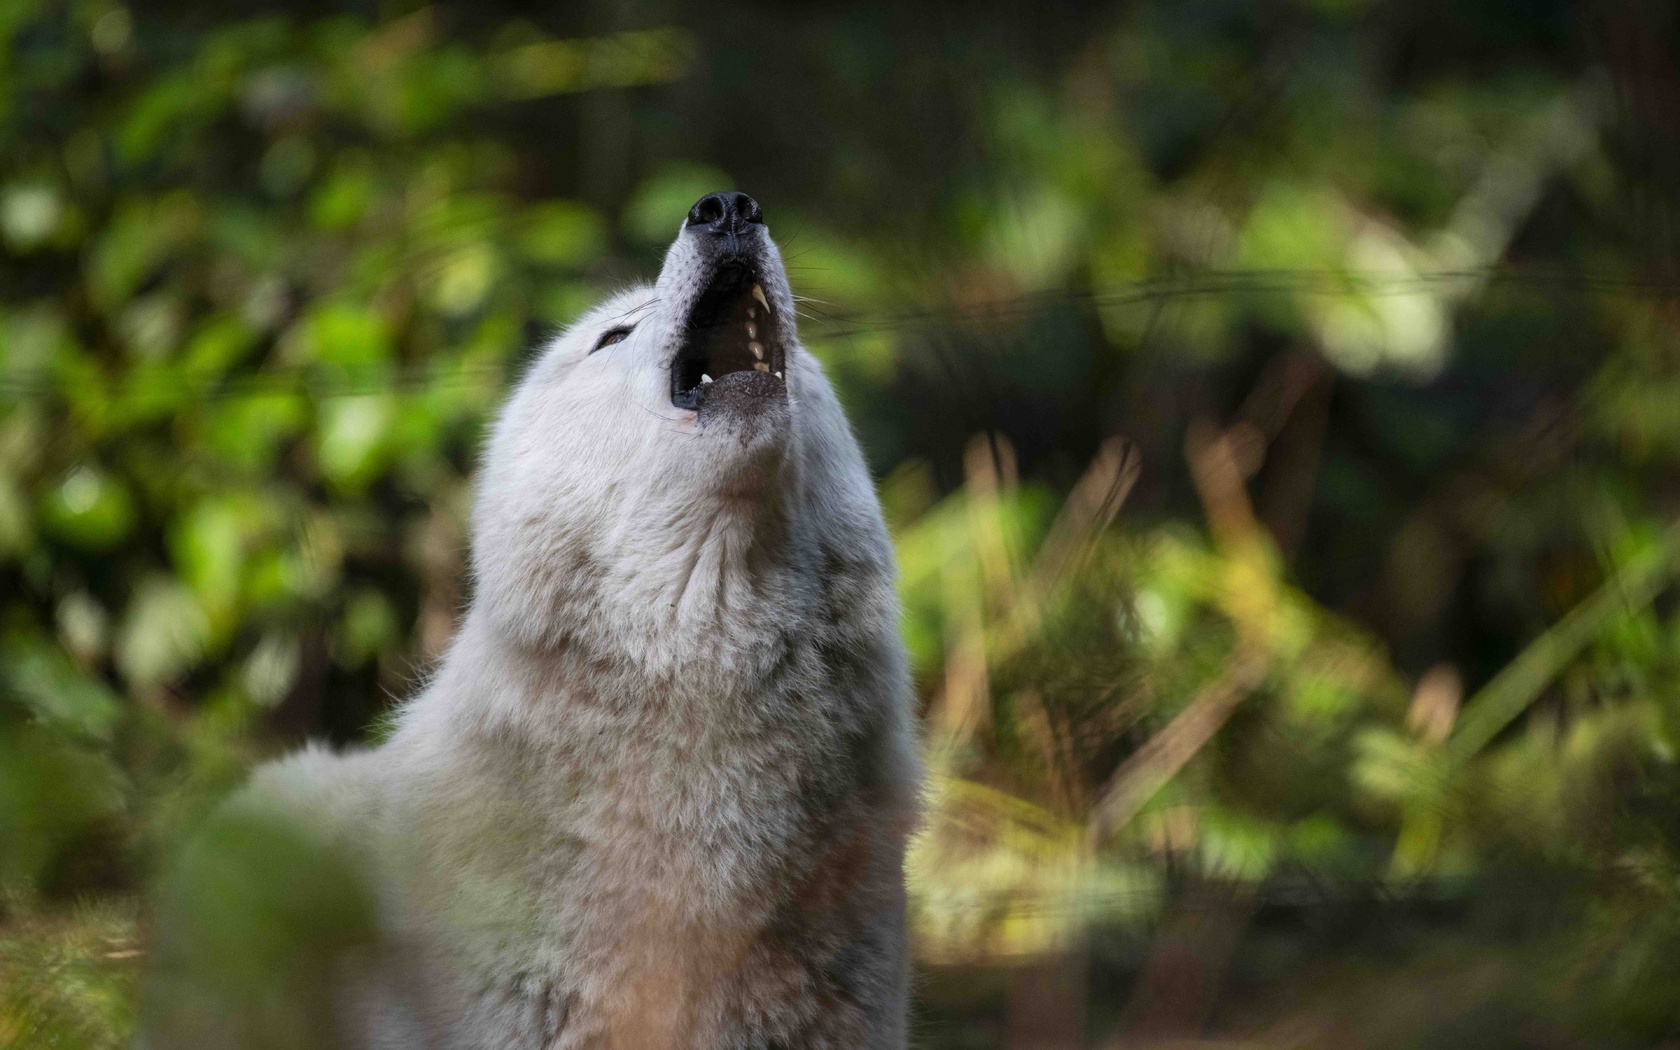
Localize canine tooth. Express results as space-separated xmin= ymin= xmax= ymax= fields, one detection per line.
xmin=752 ymin=284 xmax=770 ymax=313
xmin=746 ymin=321 xmax=757 ymax=339
xmin=753 ymin=361 xmax=769 ymax=372
xmin=749 ymin=341 xmax=764 ymax=360
xmin=774 ymin=370 xmax=783 ymax=379
xmin=701 ymin=373 xmax=713 ymax=384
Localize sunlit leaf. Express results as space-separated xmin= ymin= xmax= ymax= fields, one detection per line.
xmin=622 ymin=164 xmax=733 ymax=243
xmin=115 ymin=577 xmax=211 ymax=689
xmin=39 ymin=467 xmax=136 ymax=551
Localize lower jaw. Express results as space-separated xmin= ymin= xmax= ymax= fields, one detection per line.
xmin=686 ymin=369 xmax=788 ymax=417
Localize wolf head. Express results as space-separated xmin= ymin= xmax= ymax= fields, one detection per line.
xmin=470 ymin=193 xmax=895 ymax=678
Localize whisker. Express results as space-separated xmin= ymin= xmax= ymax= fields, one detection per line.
xmin=611 ymin=297 xmax=661 ymax=322
xmin=794 ymin=301 xmax=847 ymax=323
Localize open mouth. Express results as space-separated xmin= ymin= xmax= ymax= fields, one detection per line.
xmin=671 ymin=262 xmax=785 ymax=410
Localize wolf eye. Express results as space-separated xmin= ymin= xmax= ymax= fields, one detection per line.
xmin=592 ymin=325 xmax=634 ymax=353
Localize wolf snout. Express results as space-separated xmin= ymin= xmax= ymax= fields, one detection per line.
xmin=685 ymin=191 xmax=765 ymax=238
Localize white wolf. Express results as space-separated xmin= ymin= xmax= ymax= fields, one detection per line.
xmin=144 ymin=192 xmax=922 ymax=1050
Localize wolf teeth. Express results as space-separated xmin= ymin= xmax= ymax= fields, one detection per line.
xmin=752 ymin=284 xmax=770 ymax=314
xmin=701 ymin=374 xmax=713 ymax=384
xmin=749 ymin=341 xmax=764 ymax=360
xmin=753 ymin=361 xmax=769 ymax=372
xmin=774 ymin=370 xmax=783 ymax=379
xmin=745 ymin=321 xmax=758 ymax=339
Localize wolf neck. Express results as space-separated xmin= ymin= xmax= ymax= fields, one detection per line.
xmin=414 ymin=613 xmax=787 ymax=768
xmin=422 ymin=504 xmax=814 ymax=746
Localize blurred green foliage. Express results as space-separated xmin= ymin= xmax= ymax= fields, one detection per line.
xmin=5 ymin=0 xmax=1680 ymax=1046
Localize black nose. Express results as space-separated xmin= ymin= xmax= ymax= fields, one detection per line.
xmin=686 ymin=191 xmax=764 ymax=233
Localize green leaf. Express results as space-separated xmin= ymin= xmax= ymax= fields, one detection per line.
xmin=295 ymin=303 xmax=392 ymax=369
xmin=39 ymin=468 xmax=137 ymax=551
xmin=517 ymin=201 xmax=605 ymax=268
xmin=2 ymin=637 xmax=122 ymax=740
xmin=115 ymin=577 xmax=211 ymax=689
xmin=315 ymin=393 xmax=396 ymax=491
xmin=622 ymin=164 xmax=733 ymax=243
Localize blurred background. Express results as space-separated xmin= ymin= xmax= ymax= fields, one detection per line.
xmin=4 ymin=0 xmax=1680 ymax=1046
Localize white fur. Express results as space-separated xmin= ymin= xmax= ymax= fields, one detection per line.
xmin=149 ymin=216 xmax=921 ymax=1050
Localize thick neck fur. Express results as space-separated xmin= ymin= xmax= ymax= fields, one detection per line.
xmin=385 ymin=429 xmax=906 ymax=915
xmin=412 ymin=466 xmax=899 ymax=751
